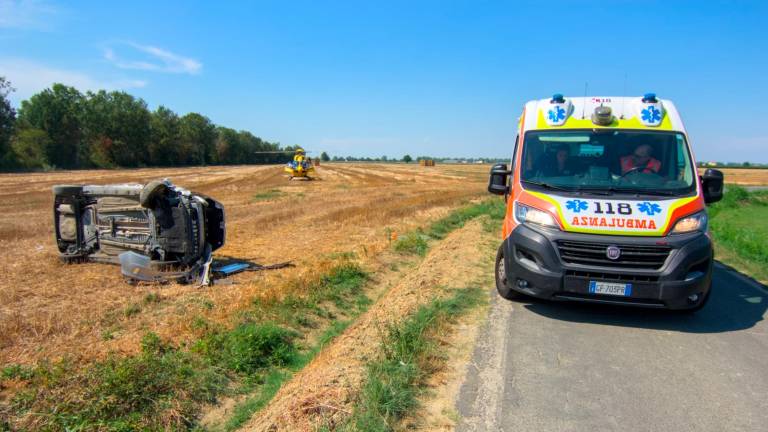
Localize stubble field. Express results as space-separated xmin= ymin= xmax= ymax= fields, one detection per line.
xmin=0 ymin=163 xmax=489 ymax=370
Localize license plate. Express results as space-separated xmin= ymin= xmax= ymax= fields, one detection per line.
xmin=589 ymin=281 xmax=632 ymax=297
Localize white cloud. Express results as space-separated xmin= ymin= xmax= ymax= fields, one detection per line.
xmin=103 ymin=42 xmax=202 ymax=75
xmin=0 ymin=58 xmax=146 ymax=103
xmin=0 ymin=0 xmax=58 ymax=30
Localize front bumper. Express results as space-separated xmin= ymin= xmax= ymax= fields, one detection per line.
xmin=502 ymin=224 xmax=713 ymax=310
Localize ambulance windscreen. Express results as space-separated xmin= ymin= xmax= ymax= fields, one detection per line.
xmin=521 ymin=130 xmax=695 ymax=196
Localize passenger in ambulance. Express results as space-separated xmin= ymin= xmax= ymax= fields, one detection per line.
xmin=620 ymin=144 xmax=661 ymax=174
xmin=534 ymin=144 xmax=577 ymax=177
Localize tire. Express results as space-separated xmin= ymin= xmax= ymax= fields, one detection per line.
xmin=139 ymin=180 xmax=168 ymax=208
xmin=495 ymin=245 xmax=523 ymax=300
xmin=52 ymin=185 xmax=83 ymax=196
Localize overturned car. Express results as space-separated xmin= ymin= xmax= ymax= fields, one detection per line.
xmin=53 ymin=180 xmax=225 ymax=284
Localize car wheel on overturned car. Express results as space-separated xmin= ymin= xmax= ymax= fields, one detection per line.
xmin=139 ymin=180 xmax=168 ymax=209
xmin=52 ymin=185 xmax=84 ymax=196
xmin=496 ymin=245 xmax=523 ymax=300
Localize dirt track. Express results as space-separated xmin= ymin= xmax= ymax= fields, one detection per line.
xmin=0 ymin=163 xmax=488 ymax=367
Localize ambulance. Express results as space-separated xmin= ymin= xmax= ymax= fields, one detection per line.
xmin=488 ymin=94 xmax=724 ymax=311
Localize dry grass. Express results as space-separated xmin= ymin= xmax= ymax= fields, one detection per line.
xmin=0 ymin=163 xmax=488 ymax=369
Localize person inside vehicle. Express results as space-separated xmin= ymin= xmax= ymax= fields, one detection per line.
xmin=535 ymin=144 xmax=575 ymax=177
xmin=620 ymin=144 xmax=661 ymax=174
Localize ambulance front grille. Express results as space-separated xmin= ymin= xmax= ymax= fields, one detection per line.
xmin=556 ymin=240 xmax=671 ymax=270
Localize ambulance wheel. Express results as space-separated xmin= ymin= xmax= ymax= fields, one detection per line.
xmin=496 ymin=245 xmax=522 ymax=300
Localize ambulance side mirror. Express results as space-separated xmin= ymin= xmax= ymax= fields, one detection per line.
xmin=488 ymin=163 xmax=510 ymax=196
xmin=701 ymin=168 xmax=724 ymax=204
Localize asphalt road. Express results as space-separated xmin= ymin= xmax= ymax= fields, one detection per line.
xmin=456 ymin=263 xmax=768 ymax=432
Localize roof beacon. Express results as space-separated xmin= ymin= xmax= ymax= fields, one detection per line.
xmin=591 ymin=105 xmax=614 ymax=126
xmin=544 ymin=93 xmax=571 ymax=126
xmin=637 ymin=92 xmax=664 ymax=127
xmin=641 ymin=93 xmax=658 ymax=103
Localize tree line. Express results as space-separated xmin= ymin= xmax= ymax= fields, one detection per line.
xmin=697 ymin=161 xmax=768 ymax=169
xmin=0 ymin=77 xmax=296 ymax=171
xmin=328 ymin=154 xmax=506 ymax=163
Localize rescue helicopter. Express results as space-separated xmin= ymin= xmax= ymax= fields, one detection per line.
xmin=253 ymin=147 xmax=317 ymax=180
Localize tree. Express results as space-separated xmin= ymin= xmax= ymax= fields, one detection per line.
xmin=215 ymin=127 xmax=241 ymax=164
xmin=17 ymin=84 xmax=84 ymax=168
xmin=11 ymin=128 xmax=50 ymax=169
xmin=148 ymin=106 xmax=181 ymax=166
xmin=82 ymin=90 xmax=151 ymax=167
xmin=320 ymin=151 xmax=330 ymax=162
xmin=5 ymin=83 xmax=297 ymax=171
xmin=0 ymin=77 xmax=15 ymax=168
xmin=179 ymin=113 xmax=217 ymax=165
xmin=402 ymin=154 xmax=413 ymax=163
xmin=237 ymin=130 xmax=262 ymax=164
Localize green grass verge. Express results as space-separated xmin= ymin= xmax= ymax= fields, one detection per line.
xmin=1 ymin=262 xmax=369 ymax=432
xmin=427 ymin=199 xmax=505 ymax=239
xmin=709 ymin=186 xmax=768 ymax=282
xmin=393 ymin=232 xmax=429 ymax=256
xmin=209 ymin=263 xmax=370 ymax=431
xmin=219 ymin=319 xmax=353 ymax=432
xmin=8 ymin=333 xmax=229 ymax=431
xmin=338 ymin=287 xmax=485 ymax=432
xmin=393 ymin=198 xmax=505 ymax=256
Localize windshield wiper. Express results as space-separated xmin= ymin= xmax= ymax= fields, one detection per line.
xmin=521 ymin=180 xmax=575 ymax=192
xmin=571 ymin=186 xmax=615 ymax=196
xmin=571 ymin=186 xmax=685 ymax=197
xmin=611 ymin=188 xmax=682 ymax=197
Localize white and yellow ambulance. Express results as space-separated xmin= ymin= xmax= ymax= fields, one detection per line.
xmin=488 ymin=94 xmax=724 ymax=311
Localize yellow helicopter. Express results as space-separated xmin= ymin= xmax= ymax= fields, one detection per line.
xmin=254 ymin=147 xmax=317 ymax=180
xmin=284 ymin=148 xmax=315 ymax=180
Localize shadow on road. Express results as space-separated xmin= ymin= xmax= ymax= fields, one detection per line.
xmin=521 ymin=263 xmax=766 ymax=333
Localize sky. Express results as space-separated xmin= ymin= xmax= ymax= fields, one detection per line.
xmin=0 ymin=0 xmax=766 ymax=162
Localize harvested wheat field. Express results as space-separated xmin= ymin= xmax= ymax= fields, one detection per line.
xmin=0 ymin=163 xmax=488 ymax=366
xmin=698 ymin=167 xmax=768 ymax=185
xmin=0 ymin=162 xmax=498 ymax=430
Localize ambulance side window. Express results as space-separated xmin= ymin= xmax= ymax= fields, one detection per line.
xmin=676 ymin=135 xmax=692 ymax=183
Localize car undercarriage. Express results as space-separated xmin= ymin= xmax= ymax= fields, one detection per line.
xmin=53 ymin=180 xmax=225 ymax=284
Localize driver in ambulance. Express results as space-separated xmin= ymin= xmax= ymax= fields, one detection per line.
xmin=620 ymin=144 xmax=661 ymax=174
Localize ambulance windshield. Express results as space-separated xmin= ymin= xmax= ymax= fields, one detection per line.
xmin=520 ymin=130 xmax=696 ymax=196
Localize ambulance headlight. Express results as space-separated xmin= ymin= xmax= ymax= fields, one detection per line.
xmin=515 ymin=203 xmax=558 ymax=229
xmin=671 ymin=211 xmax=708 ymax=234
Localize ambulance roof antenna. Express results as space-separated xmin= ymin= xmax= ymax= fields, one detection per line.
xmin=581 ymin=82 xmax=588 ymax=119
xmin=620 ymin=72 xmax=628 ymax=119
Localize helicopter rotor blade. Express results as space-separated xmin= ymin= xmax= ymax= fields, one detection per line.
xmin=253 ymin=150 xmax=314 ymax=154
